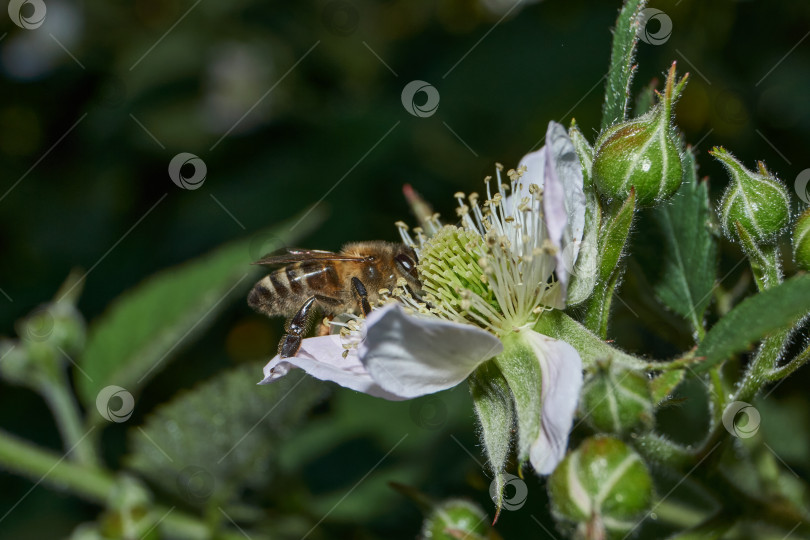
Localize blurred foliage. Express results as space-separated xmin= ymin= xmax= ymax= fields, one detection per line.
xmin=1 ymin=0 xmax=810 ymax=538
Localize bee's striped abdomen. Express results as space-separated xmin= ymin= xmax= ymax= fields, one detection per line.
xmin=247 ymin=262 xmax=342 ymax=317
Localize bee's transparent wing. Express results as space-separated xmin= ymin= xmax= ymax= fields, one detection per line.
xmin=252 ymin=248 xmax=367 ymax=266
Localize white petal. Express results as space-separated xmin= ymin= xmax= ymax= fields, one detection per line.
xmin=360 ymin=304 xmax=503 ymax=399
xmin=259 ymin=335 xmax=406 ymax=401
xmin=517 ymin=146 xmax=547 ymax=194
xmin=522 ymin=331 xmax=583 ymax=475
xmin=513 ymin=123 xmax=586 ymax=301
xmin=542 ymin=121 xmax=586 ymax=295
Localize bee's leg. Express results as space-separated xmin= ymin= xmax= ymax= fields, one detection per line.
xmin=279 ymin=296 xmax=318 ymax=358
xmin=279 ymin=295 xmax=342 ymax=358
xmin=350 ymin=277 xmax=372 ymax=316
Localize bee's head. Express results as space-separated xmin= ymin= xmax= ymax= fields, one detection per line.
xmin=393 ymin=244 xmax=421 ymax=291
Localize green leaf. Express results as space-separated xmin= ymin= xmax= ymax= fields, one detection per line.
xmin=653 ymin=149 xmax=717 ymax=339
xmin=469 ymin=361 xmax=514 ymax=517
xmin=126 ymin=364 xmax=327 ymax=505
xmin=76 ymin=211 xmax=324 ymax=408
xmin=694 ymin=274 xmax=810 ymax=373
xmin=601 ymin=0 xmax=648 ymax=129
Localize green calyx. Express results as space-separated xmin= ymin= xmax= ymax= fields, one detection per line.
xmin=793 ymin=208 xmax=810 ymax=271
xmin=420 ymin=499 xmax=500 ymax=540
xmin=592 ymin=63 xmax=688 ymax=207
xmin=570 ymin=121 xmax=595 ymax=189
xmin=548 ymin=436 xmax=653 ymax=539
xmin=712 ymin=147 xmax=791 ymax=244
xmin=580 ymin=362 xmax=654 ymax=435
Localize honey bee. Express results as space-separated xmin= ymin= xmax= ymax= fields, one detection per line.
xmin=248 ymin=241 xmax=421 ymax=358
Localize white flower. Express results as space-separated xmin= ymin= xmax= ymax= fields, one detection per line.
xmin=261 ymin=121 xmax=587 ymax=476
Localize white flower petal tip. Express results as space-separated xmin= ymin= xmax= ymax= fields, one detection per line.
xmin=524 ymin=331 xmax=584 ymax=475
xmin=360 ymin=304 xmax=504 ymax=399
xmin=258 ymin=335 xmax=406 ymax=401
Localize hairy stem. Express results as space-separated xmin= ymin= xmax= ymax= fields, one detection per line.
xmin=39 ymin=369 xmax=99 ymax=467
xmin=0 ymin=429 xmax=244 ymax=540
xmin=768 ymin=341 xmax=810 ymax=381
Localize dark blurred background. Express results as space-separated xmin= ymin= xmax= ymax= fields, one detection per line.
xmin=1 ymin=0 xmax=810 ymax=538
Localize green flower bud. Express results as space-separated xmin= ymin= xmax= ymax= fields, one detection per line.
xmin=0 ymin=272 xmax=86 ymax=389
xmin=0 ymin=301 xmax=86 ymax=388
xmin=592 ymin=64 xmax=687 ymax=207
xmin=713 ymin=147 xmax=790 ymax=244
xmin=548 ymin=436 xmax=653 ymax=539
xmin=580 ymin=363 xmax=654 ymax=435
xmin=420 ymin=499 xmax=501 ymax=540
xmin=794 ymin=208 xmax=810 ymax=271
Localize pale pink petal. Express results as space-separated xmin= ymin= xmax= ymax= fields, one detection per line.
xmin=522 ymin=330 xmax=583 ymax=475
xmin=542 ymin=121 xmax=586 ymax=296
xmin=360 ymin=304 xmax=503 ymax=399
xmin=259 ymin=335 xmax=406 ymax=401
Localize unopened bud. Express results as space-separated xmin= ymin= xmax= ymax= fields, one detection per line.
xmin=548 ymin=436 xmax=653 ymax=538
xmin=580 ymin=364 xmax=654 ymax=435
xmin=420 ymin=499 xmax=500 ymax=540
xmin=713 ymin=147 xmax=791 ymax=244
xmin=592 ymin=63 xmax=687 ymax=207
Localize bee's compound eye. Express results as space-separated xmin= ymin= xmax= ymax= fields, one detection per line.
xmin=395 ymin=254 xmax=415 ymax=273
